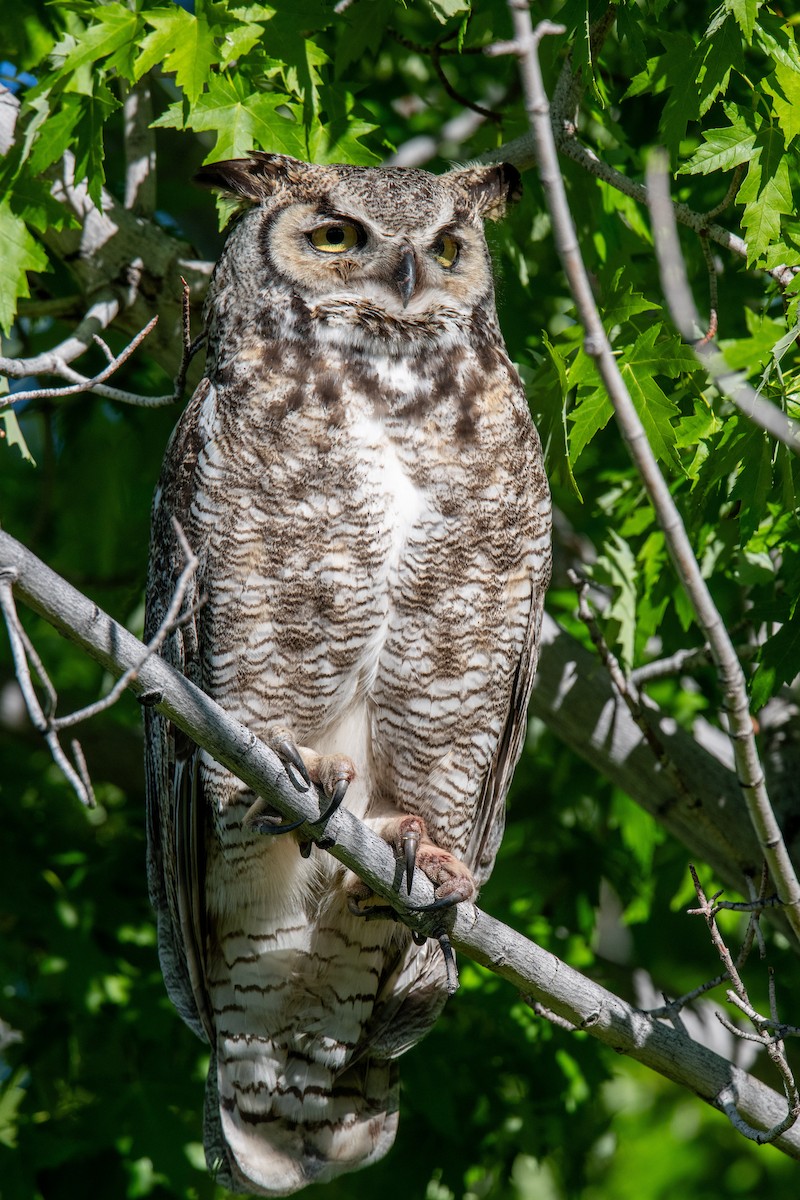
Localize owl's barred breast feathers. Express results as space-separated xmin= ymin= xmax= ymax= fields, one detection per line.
xmin=145 ymin=152 xmax=551 ymax=1195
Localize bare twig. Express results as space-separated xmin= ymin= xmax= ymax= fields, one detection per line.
xmin=647 ymin=867 xmax=770 ymax=1019
xmin=711 ymin=895 xmax=782 ymax=916
xmin=1 ymin=281 xmax=202 ymax=410
xmin=701 ymin=164 xmax=744 ymax=223
xmin=647 ymin=972 xmax=729 ymax=1019
xmin=647 ymin=153 xmax=800 ymax=454
xmin=53 ymin=520 xmax=200 ymax=732
xmin=496 ymin=8 xmax=800 ymax=944
xmin=0 ymin=570 xmax=95 ymax=806
xmin=568 ymin=568 xmax=698 ymax=809
xmin=0 ymin=522 xmax=199 ymax=807
xmin=630 ymin=646 xmax=713 ymax=685
xmin=697 ymin=235 xmax=719 ymax=344
xmin=0 ymin=293 xmax=121 ymax=380
xmin=1 ymin=317 xmax=161 ymax=407
xmin=689 ymin=866 xmax=800 ymax=1142
xmin=389 ymin=28 xmax=503 ymax=121
xmin=523 ymin=997 xmax=579 ymax=1031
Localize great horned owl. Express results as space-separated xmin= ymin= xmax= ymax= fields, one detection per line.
xmin=145 ymin=152 xmax=551 ymax=1196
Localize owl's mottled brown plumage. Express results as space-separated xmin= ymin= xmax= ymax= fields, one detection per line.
xmin=145 ymin=153 xmax=551 ymax=1196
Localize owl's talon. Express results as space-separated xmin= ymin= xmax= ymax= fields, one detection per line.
xmin=318 ymin=775 xmax=350 ymax=822
xmin=435 ymin=927 xmax=460 ymax=995
xmin=249 ymin=813 xmax=305 ymax=836
xmin=277 ymin=743 xmax=312 ymax=790
xmin=244 ymin=794 xmax=305 ymax=835
xmin=348 ymin=900 xmax=399 ymax=923
xmin=285 ymin=762 xmax=311 ymax=793
xmin=402 ymin=828 xmax=419 ymax=894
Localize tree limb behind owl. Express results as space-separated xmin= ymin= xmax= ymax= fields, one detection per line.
xmin=144 ymin=152 xmax=551 ymax=1195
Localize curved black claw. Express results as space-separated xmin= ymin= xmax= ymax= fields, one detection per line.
xmin=251 ymin=814 xmax=305 ymax=836
xmin=402 ymin=828 xmax=419 ymax=895
xmin=317 ymin=776 xmax=350 ymax=823
xmin=244 ymin=796 xmax=305 ymax=836
xmin=273 ymin=736 xmax=311 ymax=792
xmin=297 ymin=832 xmax=335 ymax=857
xmin=435 ymin=927 xmax=459 ymax=995
xmin=411 ymin=929 xmax=427 ymax=946
xmin=348 ymin=902 xmax=400 ymax=924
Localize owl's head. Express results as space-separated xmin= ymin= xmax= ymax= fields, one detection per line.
xmin=197 ymin=153 xmax=521 ymax=354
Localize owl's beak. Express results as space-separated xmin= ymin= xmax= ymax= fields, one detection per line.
xmin=394 ymin=247 xmax=417 ymax=308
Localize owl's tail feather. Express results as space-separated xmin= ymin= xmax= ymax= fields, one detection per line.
xmin=205 ymin=1049 xmax=399 ymax=1196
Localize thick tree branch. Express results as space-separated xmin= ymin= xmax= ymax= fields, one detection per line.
xmin=2 ymin=528 xmax=800 ymax=1158
xmin=123 ymin=79 xmax=156 ymax=216
xmin=498 ymin=9 xmax=800 ymax=945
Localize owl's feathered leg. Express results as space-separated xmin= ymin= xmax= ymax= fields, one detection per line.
xmin=244 ymin=725 xmax=355 ymax=835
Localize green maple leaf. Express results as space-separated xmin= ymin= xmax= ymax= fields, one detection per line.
xmin=618 ymin=327 xmax=693 ymax=473
xmin=724 ymin=0 xmax=760 ymax=43
xmin=591 ymin=532 xmax=639 ymax=672
xmin=163 ymin=74 xmax=307 ymax=161
xmin=568 ymin=385 xmax=613 ymax=464
xmin=738 ymin=125 xmax=794 ymax=262
xmin=658 ymin=32 xmax=705 ymax=160
xmin=0 ymin=202 xmax=49 ymax=335
xmin=752 ymin=605 xmax=800 ymax=710
xmin=681 ymin=115 xmax=756 ymax=176
xmin=763 ymin=61 xmax=800 ymax=146
xmin=530 ymin=336 xmax=582 ymax=499
xmin=698 ymin=13 xmax=743 ymax=114
xmin=729 ymin=430 xmax=773 ymax=545
xmin=136 ymin=7 xmax=224 ymax=104
xmin=0 ymin=403 xmax=36 ymax=465
xmin=54 ymin=4 xmax=140 ymax=74
xmin=28 ymin=93 xmax=83 ymax=173
xmin=425 ymin=0 xmax=470 ymax=22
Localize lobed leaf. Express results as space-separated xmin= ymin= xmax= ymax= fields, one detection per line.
xmin=0 ymin=201 xmax=49 ymax=336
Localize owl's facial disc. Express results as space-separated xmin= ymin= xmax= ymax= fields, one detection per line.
xmin=267 ymin=203 xmax=484 ymax=319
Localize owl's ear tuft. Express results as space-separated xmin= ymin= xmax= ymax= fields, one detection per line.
xmin=194 ymin=153 xmax=310 ymax=202
xmin=450 ymin=162 xmax=522 ymax=222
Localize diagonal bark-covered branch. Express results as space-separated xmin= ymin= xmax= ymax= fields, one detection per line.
xmin=2 ymin=528 xmax=800 ymax=1158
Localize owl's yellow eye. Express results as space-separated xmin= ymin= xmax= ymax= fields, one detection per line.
xmin=309 ymin=223 xmax=360 ymax=253
xmin=431 ymin=234 xmax=459 ymax=268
